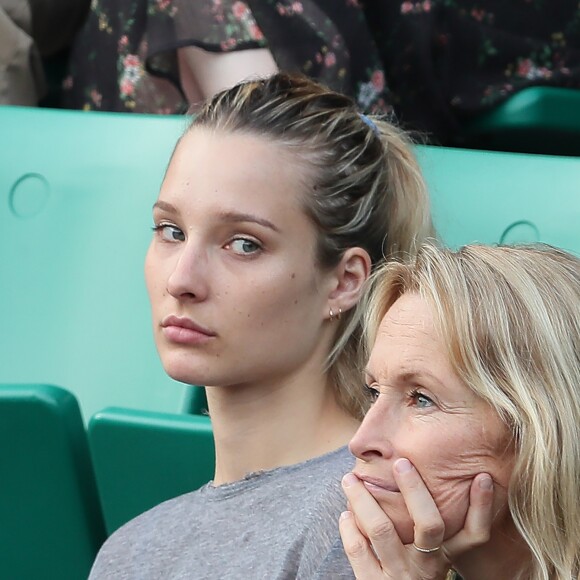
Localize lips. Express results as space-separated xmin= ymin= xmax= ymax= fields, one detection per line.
xmin=161 ymin=315 xmax=216 ymax=345
xmin=354 ymin=472 xmax=400 ymax=494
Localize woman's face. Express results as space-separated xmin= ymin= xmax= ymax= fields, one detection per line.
xmin=145 ymin=128 xmax=337 ymax=389
xmin=350 ymin=293 xmax=514 ymax=544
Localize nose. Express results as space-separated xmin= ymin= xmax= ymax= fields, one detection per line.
xmin=166 ymin=240 xmax=210 ymax=301
xmin=349 ymin=398 xmax=394 ymax=461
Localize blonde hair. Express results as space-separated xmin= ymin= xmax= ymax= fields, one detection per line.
xmin=188 ymin=72 xmax=433 ymax=419
xmin=363 ymin=243 xmax=580 ymax=580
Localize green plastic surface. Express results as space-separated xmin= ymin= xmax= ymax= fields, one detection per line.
xmin=0 ymin=106 xmax=191 ymax=423
xmin=89 ymin=408 xmax=215 ymax=534
xmin=1 ymin=106 xmax=579 ymax=428
xmin=0 ymin=384 xmax=106 ymax=579
xmin=417 ymin=146 xmax=580 ymax=256
xmin=465 ymin=87 xmax=580 ymax=156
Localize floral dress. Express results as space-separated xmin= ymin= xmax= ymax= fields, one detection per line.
xmin=62 ymin=0 xmax=391 ymax=115
xmin=363 ymin=0 xmax=580 ymax=144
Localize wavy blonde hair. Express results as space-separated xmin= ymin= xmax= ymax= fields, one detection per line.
xmin=363 ymin=243 xmax=580 ymax=580
xmin=187 ymin=72 xmax=434 ymax=419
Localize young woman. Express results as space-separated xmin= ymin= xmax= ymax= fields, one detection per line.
xmin=340 ymin=243 xmax=580 ymax=580
xmin=88 ymin=73 xmax=433 ymax=579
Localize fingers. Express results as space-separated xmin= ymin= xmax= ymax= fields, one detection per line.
xmin=444 ymin=473 xmax=494 ymax=557
xmin=341 ymin=473 xmax=406 ymax=571
xmin=392 ymin=458 xmax=445 ymax=553
xmin=339 ymin=510 xmax=384 ymax=580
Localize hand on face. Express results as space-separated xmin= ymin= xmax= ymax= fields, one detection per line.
xmin=339 ymin=459 xmax=494 ymax=579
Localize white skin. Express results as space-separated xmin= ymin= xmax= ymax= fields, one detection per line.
xmin=178 ymin=47 xmax=278 ymax=110
xmin=145 ymin=127 xmax=369 ymax=485
xmin=340 ymin=293 xmax=528 ymax=579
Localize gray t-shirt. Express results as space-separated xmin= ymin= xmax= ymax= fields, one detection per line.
xmin=89 ymin=446 xmax=356 ymax=579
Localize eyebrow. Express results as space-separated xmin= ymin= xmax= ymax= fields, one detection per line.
xmin=152 ymin=202 xmax=281 ymax=233
xmin=153 ymin=200 xmax=179 ymax=214
xmin=364 ymin=368 xmax=445 ymax=388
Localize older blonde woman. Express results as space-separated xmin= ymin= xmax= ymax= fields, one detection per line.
xmin=340 ymin=244 xmax=580 ymax=580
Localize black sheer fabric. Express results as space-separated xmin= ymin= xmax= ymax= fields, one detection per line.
xmin=63 ymin=0 xmax=391 ymax=115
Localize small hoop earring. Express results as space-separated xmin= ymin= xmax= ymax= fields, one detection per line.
xmin=329 ymin=307 xmax=335 ymax=322
xmin=337 ymin=307 xmax=342 ymax=321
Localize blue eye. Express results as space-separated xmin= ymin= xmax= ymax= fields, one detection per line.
xmin=153 ymin=224 xmax=185 ymax=242
xmin=409 ymin=389 xmax=434 ymax=409
xmin=228 ymin=238 xmax=261 ymax=255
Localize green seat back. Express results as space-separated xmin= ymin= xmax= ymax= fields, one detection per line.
xmin=417 ymin=145 xmax=580 ymax=256
xmin=464 ymin=87 xmax=580 ymax=156
xmin=88 ymin=408 xmax=215 ymax=534
xmin=0 ymin=384 xmax=106 ymax=580
xmin=1 ymin=106 xmax=578 ymax=428
xmin=0 ymin=106 xmax=190 ymax=423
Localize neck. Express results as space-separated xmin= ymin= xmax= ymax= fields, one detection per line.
xmin=206 ymin=373 xmax=359 ymax=485
xmin=454 ymin=519 xmax=530 ymax=580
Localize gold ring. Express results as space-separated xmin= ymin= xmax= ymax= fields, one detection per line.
xmin=412 ymin=543 xmax=441 ymax=554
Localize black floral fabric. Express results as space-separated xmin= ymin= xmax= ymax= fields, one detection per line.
xmin=363 ymin=0 xmax=580 ymax=143
xmin=62 ymin=0 xmax=391 ymax=115
xmin=62 ymin=0 xmax=580 ymax=145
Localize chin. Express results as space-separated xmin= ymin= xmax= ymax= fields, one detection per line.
xmin=159 ymin=353 xmax=213 ymax=386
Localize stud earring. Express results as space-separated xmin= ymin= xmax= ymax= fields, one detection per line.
xmin=329 ymin=307 xmax=342 ymax=322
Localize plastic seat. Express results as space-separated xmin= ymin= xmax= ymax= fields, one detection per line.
xmin=416 ymin=144 xmax=580 ymax=256
xmin=464 ymin=87 xmax=580 ymax=156
xmin=0 ymin=384 xmax=106 ymax=580
xmin=89 ymin=407 xmax=215 ymax=534
xmin=1 ymin=106 xmax=578 ymax=427
xmin=0 ymin=106 xmax=190 ymax=423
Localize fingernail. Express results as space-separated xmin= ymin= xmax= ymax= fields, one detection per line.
xmin=479 ymin=475 xmax=493 ymax=490
xmin=342 ymin=472 xmax=359 ymax=487
xmin=340 ymin=511 xmax=353 ymax=521
xmin=395 ymin=458 xmax=413 ymax=473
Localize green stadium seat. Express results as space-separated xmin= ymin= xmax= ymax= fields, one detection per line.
xmin=417 ymin=145 xmax=580 ymax=256
xmin=464 ymin=87 xmax=580 ymax=156
xmin=0 ymin=105 xmax=578 ymax=428
xmin=0 ymin=106 xmax=190 ymax=423
xmin=88 ymin=407 xmax=215 ymax=534
xmin=0 ymin=384 xmax=106 ymax=580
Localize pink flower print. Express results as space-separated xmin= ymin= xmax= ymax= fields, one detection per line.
xmin=157 ymin=0 xmax=171 ymax=10
xmin=124 ymin=54 xmax=140 ymax=69
xmin=401 ymin=1 xmax=413 ymax=14
xmin=346 ymin=0 xmax=360 ymax=6
xmin=232 ymin=1 xmax=249 ymax=20
xmin=249 ymin=23 xmax=264 ymax=41
xmin=423 ymin=0 xmax=431 ymax=12
xmin=118 ymin=35 xmax=129 ymax=50
xmin=120 ymin=80 xmax=134 ymax=97
xmin=220 ymin=38 xmax=237 ymax=51
xmin=292 ymin=1 xmax=303 ymax=13
xmin=371 ymin=70 xmax=385 ymax=92
xmin=315 ymin=52 xmax=323 ymax=64
xmin=276 ymin=3 xmax=286 ymax=16
xmin=325 ymin=52 xmax=336 ymax=67
xmin=517 ymin=59 xmax=532 ymax=78
xmin=471 ymin=8 xmax=485 ymax=21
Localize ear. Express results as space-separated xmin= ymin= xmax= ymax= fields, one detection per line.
xmin=326 ymin=247 xmax=372 ymax=316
